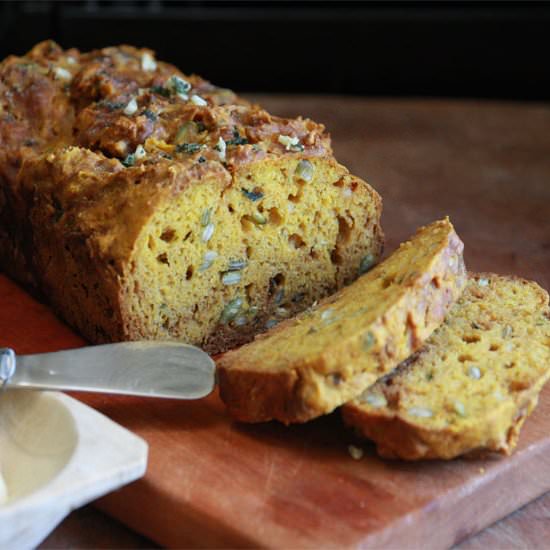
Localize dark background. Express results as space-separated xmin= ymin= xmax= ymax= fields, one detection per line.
xmin=1 ymin=1 xmax=549 ymax=100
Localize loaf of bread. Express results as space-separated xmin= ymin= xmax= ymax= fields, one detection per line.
xmin=342 ymin=274 xmax=550 ymax=459
xmin=0 ymin=41 xmax=383 ymax=353
xmin=217 ymin=219 xmax=467 ymax=424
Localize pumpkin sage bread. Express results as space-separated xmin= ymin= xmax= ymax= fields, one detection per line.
xmin=0 ymin=41 xmax=383 ymax=353
xmin=342 ymin=274 xmax=550 ymax=460
xmin=217 ymin=218 xmax=467 ymax=424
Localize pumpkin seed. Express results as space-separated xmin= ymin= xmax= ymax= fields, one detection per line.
xmin=359 ymin=253 xmax=375 ymax=275
xmin=199 ymin=250 xmax=218 ymax=272
xmin=408 ymin=406 xmax=433 ymax=418
xmin=251 ymin=211 xmax=267 ymax=225
xmin=123 ymin=98 xmax=138 ymax=115
xmin=201 ymin=223 xmax=215 ymax=242
xmin=200 ymin=208 xmax=211 ymax=226
xmin=274 ymin=288 xmax=285 ymax=304
xmin=228 ymin=259 xmax=247 ymax=271
xmin=295 ymin=159 xmax=314 ymax=182
xmin=276 ymin=307 xmax=290 ymax=318
xmin=502 ymin=325 xmax=513 ymax=338
xmin=363 ymin=331 xmax=375 ymax=351
xmin=321 ymin=308 xmax=334 ymax=321
xmin=454 ymin=401 xmax=466 ymax=417
xmin=361 ymin=393 xmax=387 ymax=408
xmin=220 ymin=297 xmax=243 ymax=324
xmin=221 ymin=271 xmax=241 ymax=285
xmin=348 ymin=445 xmax=364 ymax=461
xmin=468 ymin=366 xmax=481 ymax=379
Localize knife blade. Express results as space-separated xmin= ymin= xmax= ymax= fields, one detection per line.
xmin=0 ymin=341 xmax=215 ymax=399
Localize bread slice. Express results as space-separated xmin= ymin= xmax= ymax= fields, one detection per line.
xmin=0 ymin=41 xmax=383 ymax=354
xmin=217 ymin=218 xmax=467 ymax=424
xmin=342 ymin=274 xmax=550 ymax=460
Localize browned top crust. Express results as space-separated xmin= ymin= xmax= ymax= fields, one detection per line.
xmin=0 ymin=40 xmax=331 ymax=171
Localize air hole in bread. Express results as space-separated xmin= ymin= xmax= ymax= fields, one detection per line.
xmin=458 ymin=353 xmax=474 ymax=362
xmin=183 ymin=230 xmax=192 ymax=242
xmin=157 ymin=253 xmax=169 ymax=265
xmin=289 ymin=233 xmax=305 ymax=249
xmin=228 ymin=204 xmax=235 ymax=213
xmin=147 ymin=235 xmax=155 ymax=251
xmin=160 ymin=228 xmax=176 ymax=242
xmin=241 ymin=216 xmax=253 ymax=232
xmin=431 ymin=276 xmax=441 ymax=289
xmin=269 ymin=207 xmax=283 ymax=225
xmin=462 ymin=334 xmax=481 ymax=343
xmin=382 ymin=275 xmax=396 ymax=289
xmin=186 ymin=265 xmax=194 ymax=280
xmin=509 ymin=379 xmax=528 ymax=392
xmin=333 ymin=177 xmax=345 ymax=188
xmin=288 ymin=191 xmax=301 ymax=204
xmin=310 ymin=248 xmax=319 ymax=260
xmin=337 ymin=216 xmax=352 ymax=244
xmin=405 ymin=313 xmax=418 ymax=348
xmin=246 ymin=246 xmax=253 ymax=258
xmin=330 ymin=248 xmax=343 ymax=265
xmin=269 ymin=273 xmax=285 ymax=299
xmin=490 ymin=343 xmax=500 ymax=351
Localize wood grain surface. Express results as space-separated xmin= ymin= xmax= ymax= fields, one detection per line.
xmin=3 ymin=96 xmax=548 ymax=548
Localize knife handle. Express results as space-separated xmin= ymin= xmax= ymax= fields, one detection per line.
xmin=0 ymin=348 xmax=16 ymax=389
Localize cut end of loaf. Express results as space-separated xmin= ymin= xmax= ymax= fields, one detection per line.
xmin=121 ymin=157 xmax=383 ymax=353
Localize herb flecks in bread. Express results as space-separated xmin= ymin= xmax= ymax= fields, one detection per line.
xmin=217 ymin=218 xmax=467 ymax=424
xmin=342 ymin=274 xmax=550 ymax=460
xmin=0 ymin=41 xmax=383 ymax=353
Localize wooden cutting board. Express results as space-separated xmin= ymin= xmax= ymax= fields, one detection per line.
xmin=2 ymin=272 xmax=550 ymax=549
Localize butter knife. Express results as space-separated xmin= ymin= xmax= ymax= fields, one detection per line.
xmin=0 ymin=341 xmax=215 ymax=399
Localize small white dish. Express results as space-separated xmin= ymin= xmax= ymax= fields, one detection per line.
xmin=0 ymin=390 xmax=148 ymax=548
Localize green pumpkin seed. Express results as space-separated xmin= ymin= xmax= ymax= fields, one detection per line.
xmin=295 ymin=159 xmax=314 ymax=182
xmin=252 ymin=211 xmax=267 ymax=225
xmin=363 ymin=331 xmax=375 ymax=351
xmin=221 ymin=271 xmax=241 ymax=285
xmin=359 ymin=253 xmax=375 ymax=275
xmin=220 ymin=297 xmax=243 ymax=324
